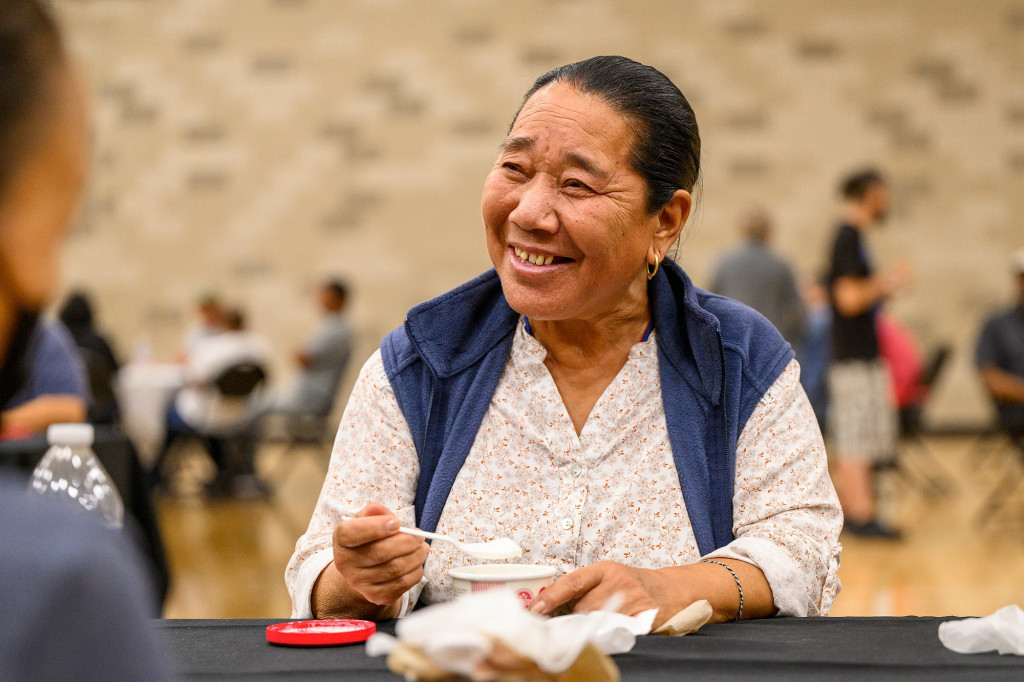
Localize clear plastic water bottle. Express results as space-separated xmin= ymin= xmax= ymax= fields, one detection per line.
xmin=29 ymin=423 xmax=124 ymax=529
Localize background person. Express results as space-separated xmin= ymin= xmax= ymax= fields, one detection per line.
xmin=825 ymin=168 xmax=911 ymax=539
xmin=797 ymin=278 xmax=832 ymax=431
xmin=287 ymin=56 xmax=841 ymax=628
xmin=150 ymin=307 xmax=269 ymax=496
xmin=709 ymin=208 xmax=805 ymax=350
xmin=262 ymin=278 xmax=353 ymax=419
xmin=59 ymin=289 xmax=122 ymax=424
xmin=178 ymin=293 xmax=225 ymax=361
xmin=975 ymin=250 xmax=1024 ymax=440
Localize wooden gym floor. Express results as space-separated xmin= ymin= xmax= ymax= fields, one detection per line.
xmin=158 ymin=434 xmax=1024 ymax=619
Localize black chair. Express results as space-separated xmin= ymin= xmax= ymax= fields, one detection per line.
xmin=253 ymin=366 xmax=347 ymax=494
xmin=257 ymin=410 xmax=334 ymax=492
xmin=879 ymin=344 xmax=957 ymax=496
xmin=974 ymin=418 xmax=1024 ymax=527
xmin=214 ymin=362 xmax=266 ymax=398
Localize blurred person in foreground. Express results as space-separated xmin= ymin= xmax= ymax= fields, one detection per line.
xmin=975 ymin=251 xmax=1024 ymax=441
xmin=59 ymin=289 xmax=122 ymax=424
xmin=0 ymin=318 xmax=89 ymax=435
xmin=0 ymin=0 xmax=173 ymax=678
xmin=150 ymin=307 xmax=269 ymax=496
xmin=288 ymin=56 xmax=842 ymax=628
xmin=709 ymin=208 xmax=805 ymax=351
xmin=825 ymin=169 xmax=911 ymax=539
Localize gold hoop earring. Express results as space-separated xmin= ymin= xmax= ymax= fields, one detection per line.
xmin=647 ymin=253 xmax=660 ymax=280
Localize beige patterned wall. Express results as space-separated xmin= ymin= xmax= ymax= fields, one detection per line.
xmin=52 ymin=0 xmax=1024 ymax=427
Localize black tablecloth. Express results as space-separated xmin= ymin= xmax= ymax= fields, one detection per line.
xmin=158 ymin=617 xmax=1024 ymax=680
xmin=0 ymin=425 xmax=169 ymax=604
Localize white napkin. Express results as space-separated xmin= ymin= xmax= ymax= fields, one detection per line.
xmin=365 ymin=590 xmax=657 ymax=677
xmin=938 ymin=605 xmax=1024 ymax=656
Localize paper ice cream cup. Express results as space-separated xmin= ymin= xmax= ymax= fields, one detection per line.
xmin=449 ymin=564 xmax=558 ymax=608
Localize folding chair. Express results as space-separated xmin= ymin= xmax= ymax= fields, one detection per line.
xmin=887 ymin=345 xmax=957 ymax=496
xmin=213 ymin=362 xmax=266 ymax=398
xmin=974 ymin=423 xmax=1024 ymax=526
xmin=257 ymin=410 xmax=334 ymax=492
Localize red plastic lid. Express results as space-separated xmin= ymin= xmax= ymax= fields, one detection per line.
xmin=266 ymin=619 xmax=376 ymax=647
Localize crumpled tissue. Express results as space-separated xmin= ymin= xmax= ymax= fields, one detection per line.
xmin=366 ymin=590 xmax=711 ymax=681
xmin=938 ymin=605 xmax=1024 ymax=656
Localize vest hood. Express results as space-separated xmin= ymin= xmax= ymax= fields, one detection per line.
xmin=403 ymin=261 xmax=725 ymax=404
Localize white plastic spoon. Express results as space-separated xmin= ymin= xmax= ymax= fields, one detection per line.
xmin=341 ymin=516 xmax=523 ymax=560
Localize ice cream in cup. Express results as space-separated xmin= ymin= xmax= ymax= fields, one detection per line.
xmin=449 ymin=564 xmax=558 ymax=609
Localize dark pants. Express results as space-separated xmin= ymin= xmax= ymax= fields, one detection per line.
xmin=149 ymin=401 xmax=247 ymax=489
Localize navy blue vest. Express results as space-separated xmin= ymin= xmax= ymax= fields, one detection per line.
xmin=380 ymin=261 xmax=793 ymax=556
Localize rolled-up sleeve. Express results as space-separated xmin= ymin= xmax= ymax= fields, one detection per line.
xmin=284 ymin=350 xmax=422 ymax=618
xmin=706 ymin=359 xmax=843 ymax=616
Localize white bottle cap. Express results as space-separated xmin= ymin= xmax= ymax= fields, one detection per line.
xmin=46 ymin=423 xmax=95 ymax=447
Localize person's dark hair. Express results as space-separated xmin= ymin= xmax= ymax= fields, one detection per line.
xmin=512 ymin=56 xmax=700 ymax=214
xmin=840 ymin=168 xmax=885 ymax=201
xmin=324 ymin=279 xmax=348 ymax=302
xmin=58 ymin=290 xmax=95 ymax=330
xmin=0 ymin=0 xmax=65 ymax=199
xmin=223 ymin=308 xmax=245 ymax=331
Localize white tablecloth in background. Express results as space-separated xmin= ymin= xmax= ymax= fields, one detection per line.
xmin=116 ymin=363 xmax=185 ymax=466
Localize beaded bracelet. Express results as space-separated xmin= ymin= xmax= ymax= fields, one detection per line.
xmin=700 ymin=559 xmax=744 ymax=621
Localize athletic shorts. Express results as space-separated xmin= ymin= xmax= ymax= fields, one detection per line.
xmin=827 ymin=359 xmax=897 ymax=463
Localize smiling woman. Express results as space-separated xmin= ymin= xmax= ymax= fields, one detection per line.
xmin=287 ymin=56 xmax=842 ymax=630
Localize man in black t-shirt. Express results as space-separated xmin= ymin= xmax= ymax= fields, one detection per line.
xmin=825 ymin=169 xmax=911 ymax=539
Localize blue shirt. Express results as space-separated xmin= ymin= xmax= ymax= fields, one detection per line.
xmin=0 ymin=475 xmax=174 ymax=680
xmin=3 ymin=320 xmax=91 ymax=410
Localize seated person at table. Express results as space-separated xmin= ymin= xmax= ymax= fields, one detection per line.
xmin=258 ymin=278 xmax=353 ymax=420
xmin=1 ymin=319 xmax=89 ymax=436
xmin=287 ymin=57 xmax=842 ymax=628
xmin=59 ymin=289 xmax=122 ymax=425
xmin=150 ymin=308 xmax=269 ymax=494
xmin=975 ymin=250 xmax=1024 ymax=440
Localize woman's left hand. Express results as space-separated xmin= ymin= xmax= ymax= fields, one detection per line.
xmin=529 ymin=559 xmax=774 ymax=627
xmin=529 ymin=561 xmax=690 ymax=629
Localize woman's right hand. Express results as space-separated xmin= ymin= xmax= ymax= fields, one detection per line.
xmin=323 ymin=503 xmax=429 ymax=616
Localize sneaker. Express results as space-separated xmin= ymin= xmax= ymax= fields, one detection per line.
xmin=844 ymin=519 xmax=902 ymax=540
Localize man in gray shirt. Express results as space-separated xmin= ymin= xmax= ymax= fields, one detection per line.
xmin=279 ymin=279 xmax=353 ymax=417
xmin=710 ymin=209 xmax=805 ymax=351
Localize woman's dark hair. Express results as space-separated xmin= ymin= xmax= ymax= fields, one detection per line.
xmin=0 ymin=0 xmax=65 ymax=197
xmin=512 ymin=56 xmax=700 ymax=214
xmin=840 ymin=168 xmax=885 ymax=201
xmin=59 ymin=290 xmax=95 ymax=330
